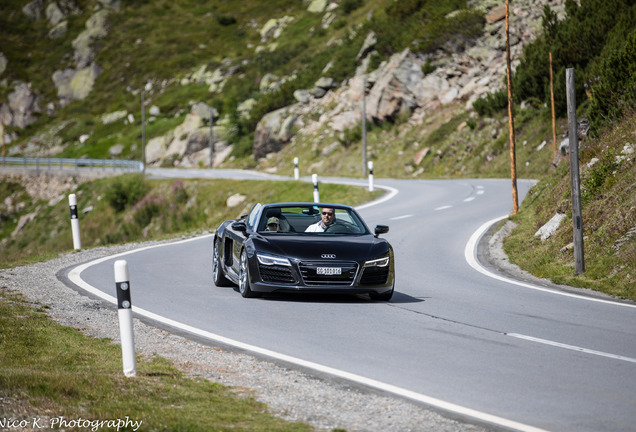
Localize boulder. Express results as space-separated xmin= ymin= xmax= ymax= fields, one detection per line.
xmin=307 ymin=0 xmax=328 ymax=13
xmin=109 ymin=144 xmax=124 ymax=157
xmin=7 ymin=83 xmax=41 ymax=128
xmin=293 ymin=89 xmax=311 ymax=104
xmin=366 ymin=50 xmax=427 ymax=123
xmin=237 ymin=98 xmax=256 ymax=119
xmin=46 ymin=2 xmax=66 ymax=26
xmin=22 ymin=0 xmax=44 ymax=21
xmin=48 ymin=21 xmax=68 ymax=39
xmin=53 ymin=63 xmax=102 ymax=104
xmin=190 ymin=102 xmax=217 ymax=120
xmin=145 ymin=134 xmax=172 ymax=165
xmin=253 ymin=107 xmax=297 ymax=159
xmin=534 ymin=213 xmax=566 ymax=241
xmin=260 ymin=16 xmax=293 ymax=41
xmin=72 ymin=9 xmax=109 ymax=68
xmin=226 ymin=193 xmax=246 ymax=208
xmin=357 ymin=31 xmax=377 ymax=61
xmin=260 ymin=73 xmax=279 ymax=92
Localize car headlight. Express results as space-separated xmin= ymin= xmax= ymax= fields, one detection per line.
xmin=363 ymin=256 xmax=390 ymax=268
xmin=257 ymin=253 xmax=292 ymax=266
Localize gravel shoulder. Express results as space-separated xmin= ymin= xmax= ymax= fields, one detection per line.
xmin=0 ymin=225 xmax=540 ymax=432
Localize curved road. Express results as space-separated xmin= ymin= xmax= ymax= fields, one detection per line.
xmin=67 ymin=170 xmax=636 ymax=432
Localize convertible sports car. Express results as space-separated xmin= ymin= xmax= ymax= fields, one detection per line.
xmin=212 ymin=202 xmax=395 ymax=300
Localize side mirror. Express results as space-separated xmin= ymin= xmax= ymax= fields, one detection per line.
xmin=232 ymin=221 xmax=247 ymax=233
xmin=374 ymin=225 xmax=389 ymax=237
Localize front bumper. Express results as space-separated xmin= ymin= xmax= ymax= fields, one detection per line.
xmin=249 ymin=258 xmax=394 ymax=294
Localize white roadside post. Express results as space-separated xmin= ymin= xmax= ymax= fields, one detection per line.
xmin=368 ymin=161 xmax=374 ymax=192
xmin=68 ymin=194 xmax=81 ymax=250
xmin=293 ymin=157 xmax=299 ymax=180
xmin=312 ymin=174 xmax=320 ymax=203
xmin=114 ymin=260 xmax=137 ymax=377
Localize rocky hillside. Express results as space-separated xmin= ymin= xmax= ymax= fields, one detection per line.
xmin=1 ymin=0 xmax=566 ymax=178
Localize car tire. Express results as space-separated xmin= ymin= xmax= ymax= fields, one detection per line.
xmin=238 ymin=249 xmax=259 ymax=298
xmin=369 ymin=283 xmax=394 ymax=301
xmin=213 ymin=240 xmax=231 ymax=287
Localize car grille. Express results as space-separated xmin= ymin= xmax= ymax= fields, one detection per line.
xmin=360 ymin=266 xmax=390 ymax=285
xmin=299 ymin=261 xmax=358 ymax=286
xmin=258 ymin=264 xmax=296 ymax=284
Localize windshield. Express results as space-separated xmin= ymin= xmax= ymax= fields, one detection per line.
xmin=258 ymin=205 xmax=369 ymax=235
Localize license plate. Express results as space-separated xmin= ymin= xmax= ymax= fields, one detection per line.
xmin=317 ymin=267 xmax=341 ymax=275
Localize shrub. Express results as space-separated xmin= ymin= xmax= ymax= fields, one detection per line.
xmin=341 ymin=0 xmax=364 ymax=15
xmin=581 ymin=150 xmax=620 ymax=204
xmin=473 ymin=90 xmax=508 ymax=116
xmin=513 ymin=0 xmax=636 ymax=125
xmin=104 ymin=175 xmax=149 ymax=212
xmin=216 ymin=15 xmax=237 ymax=26
xmin=587 ymin=29 xmax=636 ymax=132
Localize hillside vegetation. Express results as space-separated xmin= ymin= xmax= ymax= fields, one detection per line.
xmin=1 ymin=0 xmax=635 ymax=297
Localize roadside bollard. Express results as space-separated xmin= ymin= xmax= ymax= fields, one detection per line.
xmin=114 ymin=260 xmax=137 ymax=378
xmin=293 ymin=157 xmax=299 ymax=180
xmin=312 ymin=174 xmax=320 ymax=203
xmin=68 ymin=194 xmax=81 ymax=250
xmin=368 ymin=161 xmax=374 ymax=192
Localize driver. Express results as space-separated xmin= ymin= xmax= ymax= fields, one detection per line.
xmin=305 ymin=207 xmax=336 ymax=232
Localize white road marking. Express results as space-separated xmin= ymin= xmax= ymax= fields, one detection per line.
xmin=465 ymin=216 xmax=636 ymax=309
xmin=508 ymin=333 xmax=636 ymax=364
xmin=465 ymin=217 xmax=636 ymax=364
xmin=355 ymin=185 xmax=399 ymax=210
xmin=435 ymin=205 xmax=452 ymax=211
xmin=67 ymin=229 xmax=548 ymax=432
xmin=390 ymin=214 xmax=413 ymax=221
xmin=464 ymin=197 xmax=475 ymax=202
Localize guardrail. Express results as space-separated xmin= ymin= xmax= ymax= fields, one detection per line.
xmin=0 ymin=157 xmax=144 ymax=173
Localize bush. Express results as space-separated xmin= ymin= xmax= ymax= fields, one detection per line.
xmin=216 ymin=15 xmax=237 ymax=26
xmin=341 ymin=0 xmax=364 ymax=15
xmin=473 ymin=90 xmax=508 ymax=116
xmin=104 ymin=175 xmax=149 ymax=212
xmin=587 ymin=29 xmax=636 ymax=132
xmin=513 ymin=0 xmax=636 ymax=125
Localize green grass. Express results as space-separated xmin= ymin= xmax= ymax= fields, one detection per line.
xmin=503 ymin=110 xmax=636 ymax=300
xmin=0 ymin=175 xmax=383 ymax=267
xmin=0 ymin=288 xmax=314 ymax=431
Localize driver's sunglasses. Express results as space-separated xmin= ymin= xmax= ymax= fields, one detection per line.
xmin=322 ymin=211 xmax=334 ymax=216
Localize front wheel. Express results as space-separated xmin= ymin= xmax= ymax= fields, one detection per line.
xmin=238 ymin=249 xmax=259 ymax=298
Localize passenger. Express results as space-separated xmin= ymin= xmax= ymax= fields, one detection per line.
xmin=305 ymin=208 xmax=335 ymax=232
xmin=266 ymin=216 xmax=280 ymax=232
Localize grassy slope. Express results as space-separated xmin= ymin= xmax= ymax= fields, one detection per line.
xmin=504 ymin=110 xmax=636 ymax=298
xmin=0 ymin=288 xmax=313 ymax=431
xmin=0 ymin=175 xmax=382 ymax=267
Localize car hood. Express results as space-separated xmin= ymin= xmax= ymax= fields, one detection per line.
xmin=254 ymin=234 xmax=389 ymax=262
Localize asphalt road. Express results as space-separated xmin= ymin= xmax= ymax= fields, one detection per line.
xmin=70 ymin=170 xmax=636 ymax=432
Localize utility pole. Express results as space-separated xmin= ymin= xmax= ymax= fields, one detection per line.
xmin=141 ymin=91 xmax=146 ymax=173
xmin=505 ymin=0 xmax=519 ymax=215
xmin=566 ymin=68 xmax=585 ymax=274
xmin=549 ymin=52 xmax=557 ymax=159
xmin=361 ymin=77 xmax=368 ymax=177
xmin=209 ymin=109 xmax=214 ymax=168
xmin=1 ymin=115 xmax=5 ymax=159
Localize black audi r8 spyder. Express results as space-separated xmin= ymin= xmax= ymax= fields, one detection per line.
xmin=212 ymin=202 xmax=395 ymax=300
